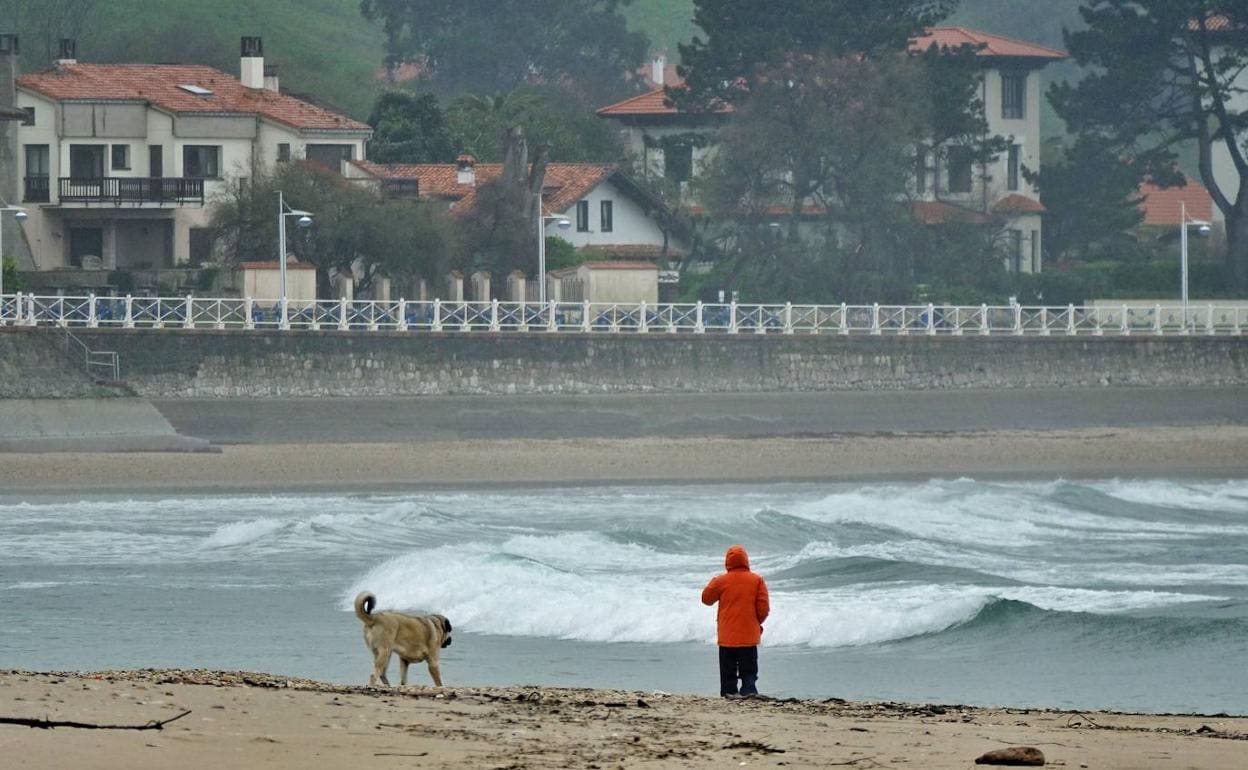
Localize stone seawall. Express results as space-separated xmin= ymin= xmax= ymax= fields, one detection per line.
xmin=27 ymin=329 xmax=1248 ymax=398
xmin=0 ymin=329 xmax=124 ymax=399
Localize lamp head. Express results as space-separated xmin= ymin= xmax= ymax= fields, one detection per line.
xmin=14 ymin=209 xmax=28 ymax=222
xmin=296 ymin=215 xmax=313 ymax=228
xmin=1195 ymin=222 xmax=1212 ymax=237
xmin=555 ymin=217 xmax=571 ymax=231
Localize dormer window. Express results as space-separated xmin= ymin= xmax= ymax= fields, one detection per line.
xmin=177 ymin=84 xmax=213 ymax=96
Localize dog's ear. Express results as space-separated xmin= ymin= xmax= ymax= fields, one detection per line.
xmin=441 ymin=616 xmax=452 ymax=633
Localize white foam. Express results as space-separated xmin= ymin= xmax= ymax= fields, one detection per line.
xmin=200 ymin=518 xmax=288 ymax=549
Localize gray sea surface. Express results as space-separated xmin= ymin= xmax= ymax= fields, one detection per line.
xmin=2 ymin=479 xmax=1246 ymax=714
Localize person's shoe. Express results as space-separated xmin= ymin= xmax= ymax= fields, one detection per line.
xmin=722 ymin=693 xmax=742 ymax=699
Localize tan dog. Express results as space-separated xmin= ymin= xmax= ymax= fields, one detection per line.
xmin=354 ymin=591 xmax=452 ymax=687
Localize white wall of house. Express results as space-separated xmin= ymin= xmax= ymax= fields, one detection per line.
xmin=577 ymin=263 xmax=659 ymax=304
xmin=549 ymin=178 xmax=684 ymax=253
xmin=617 ymin=123 xmax=720 ymax=183
xmin=13 ymin=86 xmax=366 ymax=272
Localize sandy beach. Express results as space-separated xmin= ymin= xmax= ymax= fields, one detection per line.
xmin=2 ymin=425 xmax=1247 ymax=495
xmin=2 ymin=669 xmax=1244 ymax=769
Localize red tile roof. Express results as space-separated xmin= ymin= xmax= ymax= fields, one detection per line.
xmin=911 ymin=27 xmax=1067 ymax=60
xmin=239 ymin=261 xmax=317 ymax=270
xmin=912 ymin=200 xmax=993 ymax=225
xmin=992 ymin=194 xmax=1047 ymax=215
xmin=351 ymin=161 xmax=615 ymax=215
xmin=17 ymin=63 xmax=370 ymax=132
xmin=1136 ymin=176 xmax=1214 ymax=227
xmin=578 ymin=261 xmax=659 ymax=270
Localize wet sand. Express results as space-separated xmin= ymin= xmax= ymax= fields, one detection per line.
xmin=1 ymin=426 xmax=1246 ymax=495
xmin=2 ymin=670 xmax=1244 ymax=769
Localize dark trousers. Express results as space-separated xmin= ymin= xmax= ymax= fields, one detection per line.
xmin=718 ymin=645 xmax=759 ymax=696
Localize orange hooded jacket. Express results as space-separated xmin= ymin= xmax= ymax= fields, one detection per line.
xmin=701 ymin=545 xmax=770 ymax=647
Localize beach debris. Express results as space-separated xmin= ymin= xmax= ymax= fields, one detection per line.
xmin=0 ymin=709 xmax=191 ymax=731
xmin=724 ymin=740 xmax=785 ymax=754
xmin=974 ymin=746 xmax=1045 ymax=766
xmin=636 ymin=698 xmax=650 ymax=708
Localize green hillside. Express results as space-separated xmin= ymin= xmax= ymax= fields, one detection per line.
xmin=7 ymin=0 xmax=387 ymax=117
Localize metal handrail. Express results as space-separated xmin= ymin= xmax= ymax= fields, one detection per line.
xmin=2 ymin=292 xmax=1245 ymax=337
xmin=53 ymin=325 xmax=121 ymax=382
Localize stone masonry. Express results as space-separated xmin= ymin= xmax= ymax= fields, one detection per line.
xmin=16 ymin=328 xmax=1245 ymax=398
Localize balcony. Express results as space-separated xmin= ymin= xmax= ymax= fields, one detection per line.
xmin=24 ymin=175 xmax=50 ymax=203
xmin=58 ymin=177 xmax=206 ymax=205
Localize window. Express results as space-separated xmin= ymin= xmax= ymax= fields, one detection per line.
xmin=182 ymin=145 xmax=221 ymax=178
xmin=305 ymin=143 xmax=353 ymax=171
xmin=24 ymin=144 xmax=50 ymax=202
xmin=149 ymin=145 xmax=163 ymax=177
xmin=111 ymin=144 xmax=131 ymax=170
xmin=664 ymin=143 xmax=693 ymax=182
xmin=576 ymin=200 xmax=590 ymax=232
xmin=946 ymin=146 xmax=974 ymax=194
xmin=277 ymin=143 xmax=291 ymax=163
xmin=189 ymin=228 xmax=213 ymax=266
xmin=1007 ymin=143 xmax=1020 ymax=191
xmin=1002 ymin=73 xmax=1026 ymax=120
xmin=600 ymin=200 xmax=614 ymax=233
xmin=69 ymin=145 xmax=105 ymax=180
xmin=1031 ymin=229 xmax=1040 ymax=274
xmin=915 ymin=148 xmax=928 ymax=194
xmin=1008 ymin=229 xmax=1024 ymax=273
xmin=20 ymin=106 xmax=34 ymax=126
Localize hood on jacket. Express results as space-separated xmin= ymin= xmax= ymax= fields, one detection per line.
xmin=725 ymin=545 xmax=750 ymax=571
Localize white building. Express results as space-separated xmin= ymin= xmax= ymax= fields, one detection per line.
xmin=9 ymin=37 xmax=370 ymax=276
xmin=346 ymin=156 xmax=689 ymax=263
xmin=596 ymin=27 xmax=1064 ymax=274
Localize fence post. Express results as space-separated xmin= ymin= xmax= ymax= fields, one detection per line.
xmin=871 ymin=303 xmax=880 ymax=335
xmin=639 ymin=300 xmax=648 ymax=334
xmin=838 ymin=302 xmax=848 ymax=335
xmin=1067 ymin=303 xmax=1076 ymax=335
xmin=397 ymin=298 xmax=408 ymax=331
xmin=951 ymin=306 xmax=962 ymax=336
xmin=785 ymin=302 xmax=794 ymax=335
xmin=979 ymin=304 xmax=989 ymax=335
xmin=87 ymin=292 xmax=98 ymax=328
xmin=582 ymin=299 xmax=591 ymax=333
xmin=26 ymin=293 xmax=36 ymax=326
xmin=1206 ymin=303 xmax=1215 ymax=336
xmin=926 ymin=303 xmax=935 ymax=335
xmin=1092 ymin=305 xmax=1103 ymax=336
xmin=695 ymin=301 xmax=705 ymax=334
xmin=1012 ymin=304 xmax=1023 ymax=335
xmin=1153 ymin=303 xmax=1162 ymax=335
xmin=184 ymin=295 xmax=194 ymax=329
xmin=547 ymin=299 xmax=557 ymax=332
xmin=489 ymin=298 xmax=500 ymax=332
xmin=279 ymin=296 xmax=290 ymax=331
xmin=432 ymin=298 xmax=442 ymax=332
xmin=244 ymin=296 xmax=254 ymax=330
xmin=728 ymin=301 xmax=738 ymax=334
xmin=1120 ymin=304 xmax=1129 ymax=336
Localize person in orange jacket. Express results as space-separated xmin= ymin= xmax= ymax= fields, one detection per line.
xmin=701 ymin=544 xmax=770 ymax=697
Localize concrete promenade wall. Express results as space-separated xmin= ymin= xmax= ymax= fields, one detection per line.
xmin=22 ymin=328 xmax=1247 ymax=398
xmin=0 ymin=329 xmax=122 ymax=399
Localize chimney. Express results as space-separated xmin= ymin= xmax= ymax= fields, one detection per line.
xmin=263 ymin=63 xmax=279 ymax=93
xmin=456 ymin=153 xmax=476 ymax=186
xmin=55 ymin=38 xmax=76 ymax=66
xmin=651 ymin=53 xmax=666 ymax=87
xmin=240 ymin=36 xmax=264 ymax=89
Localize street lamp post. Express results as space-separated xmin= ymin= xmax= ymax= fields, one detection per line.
xmin=536 ymin=193 xmax=571 ymax=304
xmin=1179 ymin=201 xmax=1212 ymax=325
xmin=276 ymin=190 xmax=313 ymax=321
xmin=0 ymin=202 xmax=29 ymax=323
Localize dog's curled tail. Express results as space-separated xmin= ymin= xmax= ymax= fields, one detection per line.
xmin=354 ymin=591 xmax=377 ymax=625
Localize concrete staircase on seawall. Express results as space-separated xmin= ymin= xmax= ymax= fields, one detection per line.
xmin=0 ymin=328 xmax=215 ymax=452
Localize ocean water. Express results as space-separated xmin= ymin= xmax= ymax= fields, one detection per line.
xmin=1 ymin=479 xmax=1246 ymax=714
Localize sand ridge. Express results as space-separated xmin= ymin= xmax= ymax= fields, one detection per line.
xmin=2 ymin=670 xmax=1245 ymax=769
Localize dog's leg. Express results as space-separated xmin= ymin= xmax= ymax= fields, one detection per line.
xmin=399 ymin=659 xmax=410 ymax=686
xmin=427 ymin=654 xmax=443 ymax=687
xmin=371 ymin=646 xmax=392 ymax=687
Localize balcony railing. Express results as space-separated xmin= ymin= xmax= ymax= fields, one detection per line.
xmin=58 ymin=177 xmax=205 ymax=205
xmin=24 ymin=175 xmax=50 ymax=203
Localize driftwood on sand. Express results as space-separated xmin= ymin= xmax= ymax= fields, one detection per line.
xmin=0 ymin=710 xmax=192 ymax=731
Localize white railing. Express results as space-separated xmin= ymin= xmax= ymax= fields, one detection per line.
xmin=1 ymin=293 xmax=1245 ymax=336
